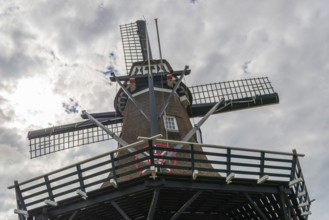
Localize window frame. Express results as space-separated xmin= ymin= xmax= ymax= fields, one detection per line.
xmin=163 ymin=115 xmax=179 ymax=132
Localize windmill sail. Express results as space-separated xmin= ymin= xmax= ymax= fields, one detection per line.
xmin=189 ymin=77 xmax=279 ymax=117
xmin=28 ymin=117 xmax=122 ymax=158
xmin=120 ymin=20 xmax=152 ymax=74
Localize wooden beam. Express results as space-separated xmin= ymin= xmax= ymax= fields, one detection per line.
xmin=244 ymin=193 xmax=269 ymax=220
xmin=147 ymin=188 xmax=160 ymax=220
xmin=68 ymin=210 xmax=78 ymax=220
xmin=170 ymin=191 xmax=202 ymax=220
xmin=111 ymin=201 xmax=131 ymax=220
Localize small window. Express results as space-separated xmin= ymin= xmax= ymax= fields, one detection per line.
xmin=164 ymin=116 xmax=179 ymax=132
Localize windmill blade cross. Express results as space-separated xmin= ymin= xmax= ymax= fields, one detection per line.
xmin=120 ymin=20 xmax=151 ymax=75
xmin=28 ymin=115 xmax=122 ymax=159
xmin=189 ymin=77 xmax=279 ymax=117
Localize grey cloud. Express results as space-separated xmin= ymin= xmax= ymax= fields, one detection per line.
xmin=0 ymin=127 xmax=25 ymax=150
xmin=0 ymin=95 xmax=13 ymax=122
xmin=25 ymin=1 xmax=118 ymax=60
xmin=1 ymin=1 xmax=329 ymax=219
xmin=0 ymin=52 xmax=42 ymax=78
xmin=0 ymin=28 xmax=51 ymax=81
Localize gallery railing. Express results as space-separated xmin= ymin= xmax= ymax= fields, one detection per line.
xmin=8 ymin=137 xmax=311 ymax=217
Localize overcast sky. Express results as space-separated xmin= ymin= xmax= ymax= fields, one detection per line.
xmin=1 ymin=0 xmax=328 ymax=219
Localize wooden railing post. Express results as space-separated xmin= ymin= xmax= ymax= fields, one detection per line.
xmin=14 ymin=181 xmax=27 ymax=220
xmin=260 ymin=152 xmax=265 ymax=177
xmin=290 ymin=149 xmax=298 ymax=181
xmin=76 ymin=164 xmax=85 ymax=192
xmin=44 ymin=176 xmax=54 ymax=201
xmin=110 ymin=152 xmax=117 ymax=182
xmin=190 ymin=144 xmax=195 ymax=172
xmin=148 ymin=139 xmax=155 ymax=168
xmin=227 ymin=149 xmax=231 ymax=176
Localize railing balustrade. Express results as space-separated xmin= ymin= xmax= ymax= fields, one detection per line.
xmin=9 ymin=138 xmax=310 ymax=213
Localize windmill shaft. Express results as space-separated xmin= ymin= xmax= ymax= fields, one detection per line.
xmin=148 ymin=73 xmax=158 ymax=136
xmin=145 ymin=21 xmax=158 ymax=136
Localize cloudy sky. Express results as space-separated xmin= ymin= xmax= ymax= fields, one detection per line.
xmin=1 ymin=0 xmax=328 ymax=219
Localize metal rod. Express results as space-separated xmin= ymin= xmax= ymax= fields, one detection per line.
xmin=82 ymin=110 xmax=128 ymax=147
xmin=154 ymin=18 xmax=164 ymax=72
xmin=175 ymin=99 xmax=224 ymax=149
xmin=84 ymin=111 xmax=150 ymax=161
xmin=157 ymin=66 xmax=188 ymax=118
xmin=111 ymin=73 xmax=150 ymax=122
xmin=145 ymin=18 xmax=159 ymax=136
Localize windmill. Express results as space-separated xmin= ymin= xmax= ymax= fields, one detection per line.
xmin=9 ymin=20 xmax=312 ymax=220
